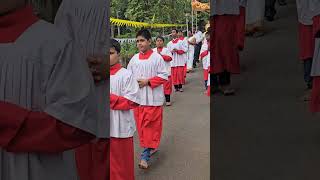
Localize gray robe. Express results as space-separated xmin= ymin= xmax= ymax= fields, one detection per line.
xmin=0 ymin=20 xmax=99 ymax=180
xmin=55 ymin=0 xmax=109 ymax=140
xmin=54 ymin=0 xmax=109 ymax=179
xmin=239 ymin=0 xmax=247 ymax=7
xmin=309 ymin=0 xmax=320 ymax=18
xmin=311 ymin=38 xmax=320 ymax=77
xmin=296 ymin=0 xmax=313 ymax=25
xmin=246 ymin=0 xmax=265 ymax=25
xmin=211 ymin=0 xmax=240 ymax=16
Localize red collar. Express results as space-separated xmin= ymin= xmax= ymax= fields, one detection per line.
xmin=157 ymin=47 xmax=163 ymax=52
xmin=0 ymin=5 xmax=38 ymax=43
xmin=172 ymin=38 xmax=179 ymax=44
xmin=179 ymin=36 xmax=185 ymax=40
xmin=110 ymin=63 xmax=122 ymax=75
xmin=139 ymin=49 xmax=153 ymax=60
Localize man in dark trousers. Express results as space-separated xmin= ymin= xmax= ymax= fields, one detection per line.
xmin=265 ymin=0 xmax=277 ymax=21
xmin=193 ymin=26 xmax=204 ymax=68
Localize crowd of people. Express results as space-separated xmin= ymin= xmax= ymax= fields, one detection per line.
xmin=110 ymin=24 xmax=210 ymax=179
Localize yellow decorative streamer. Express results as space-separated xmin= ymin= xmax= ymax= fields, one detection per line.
xmin=110 ymin=18 xmax=186 ymax=28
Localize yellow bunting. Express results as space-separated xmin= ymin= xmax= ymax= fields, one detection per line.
xmin=110 ymin=18 xmax=186 ymax=28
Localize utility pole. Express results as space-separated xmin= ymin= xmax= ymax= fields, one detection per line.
xmin=116 ymin=11 xmax=121 ymax=37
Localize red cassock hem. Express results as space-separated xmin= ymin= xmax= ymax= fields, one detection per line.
xmin=203 ymin=69 xmax=209 ymax=81
xmin=313 ymin=15 xmax=320 ymax=37
xmin=298 ymin=23 xmax=314 ymax=60
xmin=207 ymin=86 xmax=211 ymax=97
xmin=110 ymin=137 xmax=135 ymax=180
xmin=183 ymin=64 xmax=187 ymax=84
xmin=237 ymin=7 xmax=246 ymax=51
xmin=75 ymin=139 xmax=110 ymax=180
xmin=171 ymin=67 xmax=185 ymax=85
xmin=134 ymin=106 xmax=163 ymax=149
xmin=212 ymin=15 xmax=240 ymax=74
xmin=164 ymin=76 xmax=172 ymax=95
xmin=310 ymin=77 xmax=320 ymax=112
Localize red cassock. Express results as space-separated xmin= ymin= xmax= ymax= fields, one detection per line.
xmin=134 ymin=106 xmax=163 ymax=149
xmin=182 ymin=64 xmax=187 ymax=85
xmin=298 ymin=23 xmax=314 ymax=60
xmin=212 ymin=15 xmax=240 ymax=74
xmin=310 ymin=15 xmax=320 ymax=112
xmin=203 ymin=69 xmax=209 ymax=81
xmin=110 ymin=137 xmax=135 ymax=180
xmin=237 ymin=7 xmax=246 ymax=51
xmin=164 ymin=76 xmax=173 ymax=95
xmin=75 ymin=139 xmax=109 ymax=180
xmin=171 ymin=66 xmax=185 ymax=85
xmin=159 ymin=52 xmax=173 ymax=95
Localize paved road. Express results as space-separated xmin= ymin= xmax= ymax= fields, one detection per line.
xmin=213 ymin=1 xmax=320 ymax=180
xmin=134 ymin=68 xmax=210 ymax=180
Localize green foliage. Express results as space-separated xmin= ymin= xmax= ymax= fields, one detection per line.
xmin=111 ymin=0 xmax=209 ymax=37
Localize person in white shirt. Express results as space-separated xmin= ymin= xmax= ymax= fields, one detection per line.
xmin=110 ymin=39 xmax=140 ymax=180
xmin=167 ymin=29 xmax=188 ymax=92
xmin=187 ymin=31 xmax=196 ymax=72
xmin=154 ymin=36 xmax=173 ymax=106
xmin=193 ymin=27 xmax=204 ymax=67
xmin=178 ymin=29 xmax=189 ymax=83
xmin=127 ymin=29 xmax=169 ymax=169
xmin=200 ymin=31 xmax=210 ymax=90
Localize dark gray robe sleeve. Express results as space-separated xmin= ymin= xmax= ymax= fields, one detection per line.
xmin=44 ymin=40 xmax=98 ymax=136
xmin=211 ymin=0 xmax=240 ymax=15
xmin=54 ymin=0 xmax=109 ymax=138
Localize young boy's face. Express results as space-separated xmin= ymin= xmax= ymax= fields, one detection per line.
xmin=110 ymin=47 xmax=119 ymax=66
xmin=0 ymin=0 xmax=25 ymax=14
xmin=171 ymin=30 xmax=177 ymax=38
xmin=156 ymin=38 xmax=164 ymax=48
xmin=178 ymin=32 xmax=183 ymax=37
xmin=136 ymin=36 xmax=151 ymax=53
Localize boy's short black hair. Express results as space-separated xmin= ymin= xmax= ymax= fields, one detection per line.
xmin=177 ymin=29 xmax=183 ymax=33
xmin=156 ymin=36 xmax=165 ymax=42
xmin=171 ymin=29 xmax=178 ymax=33
xmin=110 ymin=38 xmax=121 ymax=53
xmin=136 ymin=29 xmax=152 ymax=40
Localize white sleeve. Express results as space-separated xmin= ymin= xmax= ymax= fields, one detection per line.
xmin=167 ymin=42 xmax=173 ymax=52
xmin=123 ymin=72 xmax=140 ymax=104
xmin=156 ymin=56 xmax=169 ymax=80
xmin=163 ymin=48 xmax=173 ymax=58
xmin=44 ymin=40 xmax=98 ymax=135
xmin=179 ymin=40 xmax=189 ymax=52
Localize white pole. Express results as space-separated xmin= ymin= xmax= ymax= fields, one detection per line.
xmin=186 ymin=15 xmax=188 ymax=35
xmin=195 ymin=11 xmax=198 ymax=31
xmin=191 ymin=10 xmax=194 ymax=33
xmin=116 ymin=11 xmax=121 ymax=37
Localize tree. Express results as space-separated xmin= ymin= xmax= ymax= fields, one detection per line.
xmin=111 ymin=0 xmax=209 ymax=38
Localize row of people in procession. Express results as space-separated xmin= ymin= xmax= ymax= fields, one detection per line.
xmin=110 ymin=26 xmax=211 ymax=179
